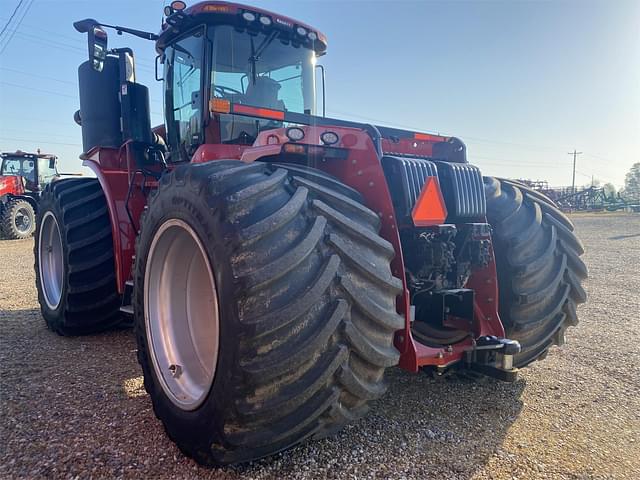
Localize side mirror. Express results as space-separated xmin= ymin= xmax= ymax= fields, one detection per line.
xmin=73 ymin=18 xmax=98 ymax=33
xmin=75 ymin=19 xmax=108 ymax=72
xmin=48 ymin=158 xmax=56 ymax=170
xmin=88 ymin=25 xmax=108 ymax=72
xmin=155 ymin=54 xmax=164 ymax=81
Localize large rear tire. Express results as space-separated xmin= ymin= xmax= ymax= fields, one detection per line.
xmin=134 ymin=161 xmax=403 ymax=465
xmin=484 ymin=177 xmax=588 ymax=367
xmin=1 ymin=198 xmax=35 ymax=239
xmin=34 ymin=178 xmax=122 ymax=335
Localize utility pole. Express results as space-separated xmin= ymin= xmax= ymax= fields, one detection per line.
xmin=568 ymin=149 xmax=583 ymax=194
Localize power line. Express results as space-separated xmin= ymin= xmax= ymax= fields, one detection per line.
xmin=5 ymin=31 xmax=155 ymax=74
xmin=0 ymin=115 xmax=67 ymax=126
xmin=330 ymin=106 xmax=630 ymax=171
xmin=575 ymin=169 xmax=619 ymax=186
xmin=0 ymin=66 xmax=77 ymax=85
xmin=7 ymin=30 xmax=154 ymax=73
xmin=0 ymin=128 xmax=80 ymax=140
xmin=0 ymin=0 xmax=34 ymax=55
xmin=11 ymin=29 xmax=85 ymax=53
xmin=0 ymin=16 xmax=156 ymax=67
xmin=0 ymin=15 xmax=86 ymax=43
xmin=327 ymin=108 xmax=575 ymax=155
xmin=472 ymin=154 xmax=570 ymax=167
xmin=583 ymin=152 xmax=622 ymax=167
xmin=1 ymin=27 xmax=156 ymax=70
xmin=0 ymin=136 xmax=81 ymax=147
xmin=0 ymin=0 xmax=24 ymax=39
xmin=0 ymin=81 xmax=77 ymax=99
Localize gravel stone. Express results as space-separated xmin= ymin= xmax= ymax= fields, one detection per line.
xmin=1 ymin=213 xmax=639 ymax=479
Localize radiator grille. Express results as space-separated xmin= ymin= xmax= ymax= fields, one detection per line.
xmin=438 ymin=162 xmax=486 ymax=219
xmin=382 ymin=156 xmax=486 ymax=222
xmin=399 ymin=158 xmax=438 ymax=206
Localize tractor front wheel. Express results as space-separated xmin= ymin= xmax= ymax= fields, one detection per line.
xmin=34 ymin=178 xmax=122 ymax=335
xmin=484 ymin=177 xmax=588 ymax=367
xmin=134 ymin=161 xmax=403 ymax=465
xmin=1 ymin=198 xmax=35 ymax=239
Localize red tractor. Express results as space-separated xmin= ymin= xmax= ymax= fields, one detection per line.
xmin=0 ymin=150 xmax=59 ymax=239
xmin=34 ymin=1 xmax=587 ymax=465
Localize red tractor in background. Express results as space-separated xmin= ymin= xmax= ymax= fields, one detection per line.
xmin=0 ymin=150 xmax=59 ymax=239
xmin=34 ymin=1 xmax=587 ymax=466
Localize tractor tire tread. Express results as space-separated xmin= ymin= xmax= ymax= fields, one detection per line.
xmin=133 ymin=160 xmax=402 ymax=465
xmin=0 ymin=198 xmax=36 ymax=239
xmin=34 ymin=178 xmax=122 ymax=335
xmin=484 ymin=176 xmax=587 ymax=367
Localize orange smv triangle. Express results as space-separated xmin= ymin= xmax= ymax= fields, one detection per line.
xmin=411 ymin=176 xmax=448 ymax=226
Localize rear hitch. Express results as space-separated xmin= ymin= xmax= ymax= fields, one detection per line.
xmin=464 ymin=336 xmax=521 ymax=382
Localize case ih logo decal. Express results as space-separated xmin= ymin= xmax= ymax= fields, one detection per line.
xmin=275 ymin=17 xmax=292 ymax=28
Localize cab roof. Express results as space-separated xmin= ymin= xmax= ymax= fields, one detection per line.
xmin=157 ymin=1 xmax=327 ymax=55
xmin=1 ymin=150 xmax=57 ymax=160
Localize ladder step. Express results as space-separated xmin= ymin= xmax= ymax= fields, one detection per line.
xmin=120 ymin=305 xmax=134 ymax=316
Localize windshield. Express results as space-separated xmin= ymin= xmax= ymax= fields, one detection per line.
xmin=1 ymin=157 xmax=35 ymax=183
xmin=210 ymin=25 xmax=316 ymax=144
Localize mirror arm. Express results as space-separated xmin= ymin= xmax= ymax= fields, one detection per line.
xmin=101 ymin=23 xmax=159 ymax=41
xmin=76 ymin=19 xmax=158 ymax=41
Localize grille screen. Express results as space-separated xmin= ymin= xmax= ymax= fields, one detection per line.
xmin=382 ymin=156 xmax=486 ymax=222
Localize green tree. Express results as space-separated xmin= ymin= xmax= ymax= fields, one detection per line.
xmin=622 ymin=163 xmax=640 ymax=200
xmin=603 ymin=182 xmax=617 ymax=198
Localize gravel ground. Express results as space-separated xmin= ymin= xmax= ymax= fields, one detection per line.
xmin=1 ymin=213 xmax=639 ymax=479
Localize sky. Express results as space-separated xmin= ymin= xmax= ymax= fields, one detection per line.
xmin=0 ymin=0 xmax=638 ymax=188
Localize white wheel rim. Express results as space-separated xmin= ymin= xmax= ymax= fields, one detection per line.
xmin=38 ymin=211 xmax=64 ymax=309
xmin=144 ymin=219 xmax=220 ymax=411
xmin=15 ymin=206 xmax=33 ymax=233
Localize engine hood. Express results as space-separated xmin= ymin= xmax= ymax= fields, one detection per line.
xmin=0 ymin=175 xmax=25 ymax=197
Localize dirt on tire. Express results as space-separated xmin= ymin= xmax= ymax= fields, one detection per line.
xmin=133 ymin=161 xmax=403 ymax=465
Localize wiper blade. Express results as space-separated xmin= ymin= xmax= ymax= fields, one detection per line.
xmin=248 ymin=31 xmax=278 ymax=83
xmin=254 ymin=31 xmax=278 ymax=59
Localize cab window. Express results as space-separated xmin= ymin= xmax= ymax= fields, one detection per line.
xmin=165 ymin=28 xmax=205 ymax=162
xmin=1 ymin=158 xmax=22 ymax=175
xmin=210 ymin=25 xmax=316 ymax=144
xmin=38 ymin=158 xmax=58 ymax=189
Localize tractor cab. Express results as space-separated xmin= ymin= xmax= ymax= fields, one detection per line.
xmin=0 ymin=151 xmax=58 ymax=194
xmin=157 ymin=2 xmax=325 ymax=159
xmin=0 ymin=151 xmax=58 ymax=239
